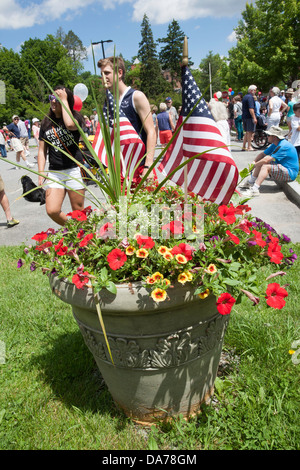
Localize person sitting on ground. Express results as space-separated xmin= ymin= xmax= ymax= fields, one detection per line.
xmin=239 ymin=125 xmax=299 ymax=197
xmin=156 ymin=102 xmax=175 ymax=147
xmin=0 ymin=173 xmax=20 ymax=228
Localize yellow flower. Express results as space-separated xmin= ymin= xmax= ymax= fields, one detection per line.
xmin=198 ymin=288 xmax=210 ymax=299
xmin=146 ymin=276 xmax=155 ymax=285
xmin=163 ymin=251 xmax=174 ymax=261
xmin=178 ymin=272 xmax=188 ymax=284
xmin=158 ymin=246 xmax=170 ymax=255
xmin=136 ymin=248 xmax=149 ymax=258
xmin=185 ymin=271 xmax=193 ymax=281
xmin=207 ymin=263 xmax=217 ymax=274
xmin=125 ymin=245 xmax=135 ymax=255
xmin=151 ymin=288 xmax=167 ymax=302
xmin=175 ymin=254 xmax=188 ymax=264
xmin=152 ymin=271 xmax=164 ymax=281
xmin=162 ymin=278 xmax=171 ymax=286
xmin=289 ymin=349 xmax=295 ymax=355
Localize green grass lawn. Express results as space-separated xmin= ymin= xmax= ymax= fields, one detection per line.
xmin=1 ymin=244 xmax=299 ymax=450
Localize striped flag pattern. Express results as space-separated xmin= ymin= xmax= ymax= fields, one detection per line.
xmin=92 ymin=89 xmax=146 ymax=178
xmin=158 ymin=66 xmax=238 ymax=205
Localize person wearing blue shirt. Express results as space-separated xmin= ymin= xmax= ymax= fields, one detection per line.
xmin=239 ymin=125 xmax=299 ymax=197
xmin=242 ymin=85 xmax=257 ymax=151
xmin=4 ymin=115 xmax=34 ymax=168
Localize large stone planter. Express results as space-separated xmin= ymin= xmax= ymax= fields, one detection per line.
xmin=50 ymin=275 xmax=229 ymax=424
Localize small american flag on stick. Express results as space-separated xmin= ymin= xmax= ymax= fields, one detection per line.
xmin=92 ymin=89 xmax=146 ymax=179
xmin=158 ymin=65 xmax=238 ymax=205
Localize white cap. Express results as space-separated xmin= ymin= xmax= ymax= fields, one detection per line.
xmin=32 ymin=118 xmax=40 ymax=123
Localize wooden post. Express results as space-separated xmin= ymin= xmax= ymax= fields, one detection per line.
xmin=182 ymin=37 xmax=188 ymax=202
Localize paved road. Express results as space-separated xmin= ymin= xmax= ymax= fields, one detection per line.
xmin=1 ymin=137 xmax=300 ymax=246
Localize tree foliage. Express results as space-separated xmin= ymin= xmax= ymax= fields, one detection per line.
xmin=195 ymin=52 xmax=229 ymax=102
xmin=226 ymin=0 xmax=300 ymax=90
xmin=158 ymin=19 xmax=189 ymax=88
xmin=56 ymin=28 xmax=87 ymax=73
xmin=137 ymin=14 xmax=169 ymax=99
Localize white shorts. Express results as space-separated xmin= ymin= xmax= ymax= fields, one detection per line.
xmin=45 ymin=167 xmax=85 ymax=190
xmin=11 ymin=137 xmax=24 ymax=153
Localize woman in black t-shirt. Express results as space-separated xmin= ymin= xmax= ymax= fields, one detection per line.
xmin=38 ymin=86 xmax=85 ymax=226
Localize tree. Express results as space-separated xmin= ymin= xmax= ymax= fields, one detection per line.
xmin=195 ymin=52 xmax=229 ymax=102
xmin=20 ymin=35 xmax=81 ymax=94
xmin=158 ymin=20 xmax=192 ymax=88
xmin=137 ymin=14 xmax=167 ymax=98
xmin=56 ymin=28 xmax=87 ymax=74
xmin=227 ymin=0 xmax=300 ymax=90
xmin=0 ymin=48 xmax=26 ymax=91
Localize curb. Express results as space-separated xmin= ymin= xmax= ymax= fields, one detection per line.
xmin=276 ymin=180 xmax=300 ymax=208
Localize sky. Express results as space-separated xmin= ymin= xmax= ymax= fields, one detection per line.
xmin=0 ymin=0 xmax=249 ymax=73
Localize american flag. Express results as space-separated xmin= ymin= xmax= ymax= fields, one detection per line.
xmin=92 ymin=89 xmax=146 ymax=179
xmin=158 ymin=66 xmax=238 ymax=204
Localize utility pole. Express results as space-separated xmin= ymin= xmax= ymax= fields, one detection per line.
xmin=92 ymin=39 xmax=113 ymax=59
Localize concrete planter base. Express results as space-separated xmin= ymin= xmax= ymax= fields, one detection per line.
xmin=50 ymin=275 xmax=229 ymax=424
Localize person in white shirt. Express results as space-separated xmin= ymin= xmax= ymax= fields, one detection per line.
xmin=290 ymin=102 xmax=300 ymax=159
xmin=267 ymin=87 xmax=288 ymax=129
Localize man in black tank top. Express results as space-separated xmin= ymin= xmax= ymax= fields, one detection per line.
xmin=98 ymin=56 xmax=156 ymax=179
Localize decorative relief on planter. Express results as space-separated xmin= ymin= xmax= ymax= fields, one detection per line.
xmin=76 ymin=315 xmax=229 ymax=370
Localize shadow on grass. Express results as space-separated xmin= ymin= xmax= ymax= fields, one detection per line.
xmin=29 ymin=328 xmax=128 ymax=427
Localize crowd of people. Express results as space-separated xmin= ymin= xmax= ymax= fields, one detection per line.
xmin=1 ymin=61 xmax=300 ymax=227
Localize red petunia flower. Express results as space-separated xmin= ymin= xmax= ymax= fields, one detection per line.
xmin=216 ymin=293 xmax=236 ymax=315
xmin=226 ymin=230 xmax=240 ymax=245
xmin=77 ymin=229 xmax=85 ymax=239
xmin=265 ymin=283 xmax=288 ymax=309
xmin=136 ymin=235 xmax=155 ymax=250
xmin=107 ymin=248 xmax=127 ymax=270
xmin=236 ymin=219 xmax=253 ymax=234
xmin=66 ymin=210 xmax=87 ymax=221
xmin=162 ymin=220 xmax=185 ymax=234
xmin=72 ymin=271 xmax=89 ymax=289
xmin=99 ymin=222 xmax=114 ymax=238
xmin=218 ymin=204 xmax=236 ymax=225
xmin=251 ymin=229 xmax=266 ymax=247
xmin=54 ymin=239 xmax=64 ymax=252
xmin=171 ymin=243 xmax=194 ymax=261
xmin=35 ymin=241 xmax=52 ymax=251
xmin=267 ymin=242 xmax=284 ymax=264
xmin=56 ymin=245 xmax=68 ymax=256
xmin=79 ymin=233 xmax=94 ymax=247
xmin=234 ymin=204 xmax=251 ymax=214
xmin=32 ymin=231 xmax=48 ymax=242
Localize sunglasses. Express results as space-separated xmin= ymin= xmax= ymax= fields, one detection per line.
xmin=49 ymin=94 xmax=57 ymax=102
xmin=14 ymin=117 xmax=19 ymax=121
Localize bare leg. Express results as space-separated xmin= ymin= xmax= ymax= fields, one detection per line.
xmin=67 ymin=189 xmax=85 ymax=211
xmin=16 ymin=150 xmax=28 ymax=163
xmin=255 ymin=164 xmax=271 ymax=186
xmin=45 ymin=188 xmax=67 ymax=226
xmin=0 ymin=189 xmax=12 ymax=220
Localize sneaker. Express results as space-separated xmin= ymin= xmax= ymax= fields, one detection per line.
xmin=243 ymin=187 xmax=260 ymax=197
xmin=239 ymin=179 xmax=254 ymax=189
xmin=26 ymin=161 xmax=35 ymax=168
xmin=7 ymin=218 xmax=20 ymax=228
